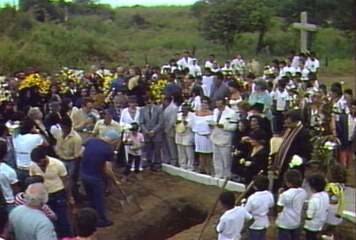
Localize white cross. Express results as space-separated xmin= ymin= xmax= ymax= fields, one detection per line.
xmin=293 ymin=12 xmax=317 ymax=53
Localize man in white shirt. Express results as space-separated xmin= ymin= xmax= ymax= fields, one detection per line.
xmin=276 ymin=170 xmax=308 ymax=240
xmin=231 ymin=54 xmax=246 ymax=74
xmin=216 ymin=191 xmax=252 ymax=240
xmin=0 ymin=141 xmax=19 ymax=210
xmin=305 ymin=52 xmax=320 ymax=73
xmin=204 ymin=54 xmax=215 ymax=70
xmin=210 ymin=99 xmax=238 ymax=178
xmin=304 ymin=174 xmax=330 ymax=240
xmin=202 ymin=69 xmax=214 ymax=97
xmin=245 ymin=175 xmax=274 ymax=240
xmin=177 ymin=51 xmax=193 ymax=71
xmin=175 ymin=103 xmax=195 ymax=170
xmin=271 ymin=79 xmax=290 ymax=133
xmin=188 ymin=58 xmax=202 ymax=77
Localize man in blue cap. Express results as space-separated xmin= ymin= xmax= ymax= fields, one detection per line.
xmin=80 ymin=129 xmax=121 ymax=228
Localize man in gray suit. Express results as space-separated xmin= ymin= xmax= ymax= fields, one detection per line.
xmin=139 ymin=95 xmax=163 ymax=170
xmin=162 ymin=96 xmax=179 ymax=166
xmin=209 ymin=72 xmax=229 ymax=105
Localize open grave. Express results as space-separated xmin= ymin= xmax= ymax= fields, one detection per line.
xmin=95 ymin=168 xmax=356 ymax=240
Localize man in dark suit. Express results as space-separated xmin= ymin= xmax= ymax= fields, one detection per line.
xmin=272 ymin=110 xmax=312 ymax=191
xmin=139 ymin=95 xmax=163 ymax=170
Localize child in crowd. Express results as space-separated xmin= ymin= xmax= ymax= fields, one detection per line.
xmin=275 ymin=169 xmax=308 ymax=240
xmin=322 ymin=164 xmax=347 ymax=240
xmin=244 ymin=175 xmax=274 ymax=240
xmin=123 ymin=122 xmax=144 ymax=174
xmin=216 ymin=191 xmax=252 ymax=240
xmin=304 ymin=174 xmax=330 ymax=240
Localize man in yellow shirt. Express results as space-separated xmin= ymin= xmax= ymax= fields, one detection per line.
xmin=92 ymin=110 xmax=121 ymax=138
xmin=30 ymin=146 xmax=72 ymax=238
xmin=55 ymin=115 xmax=83 ymax=202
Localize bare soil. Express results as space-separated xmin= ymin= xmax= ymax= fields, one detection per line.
xmin=92 ymin=170 xmax=355 ymax=240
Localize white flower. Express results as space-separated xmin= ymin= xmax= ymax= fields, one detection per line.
xmin=289 ymin=155 xmax=303 ymax=168
xmin=324 ymin=141 xmax=337 ymax=150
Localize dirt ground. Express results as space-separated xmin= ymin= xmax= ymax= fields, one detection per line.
xmin=90 ymin=169 xmax=356 ymax=240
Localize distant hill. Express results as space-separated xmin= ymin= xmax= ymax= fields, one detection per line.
xmin=0 ymin=5 xmax=353 ymax=75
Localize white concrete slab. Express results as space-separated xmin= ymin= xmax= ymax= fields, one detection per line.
xmin=161 ymin=163 xmax=246 ymax=192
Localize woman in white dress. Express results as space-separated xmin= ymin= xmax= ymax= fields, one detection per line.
xmin=191 ymin=96 xmax=214 ymax=175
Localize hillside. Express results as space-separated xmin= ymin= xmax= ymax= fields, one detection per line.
xmin=0 ymin=5 xmax=353 ymax=75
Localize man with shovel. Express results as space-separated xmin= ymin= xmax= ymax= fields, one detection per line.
xmin=80 ymin=129 xmax=121 ymax=228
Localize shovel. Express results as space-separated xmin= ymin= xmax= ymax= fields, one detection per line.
xmin=113 ymin=174 xmax=142 ymax=214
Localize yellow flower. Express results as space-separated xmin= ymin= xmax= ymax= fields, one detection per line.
xmin=18 ymin=73 xmax=50 ymax=94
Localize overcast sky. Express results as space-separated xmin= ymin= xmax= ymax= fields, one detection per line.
xmin=0 ymin=0 xmax=198 ymax=7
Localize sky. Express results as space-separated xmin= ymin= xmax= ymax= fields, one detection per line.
xmin=0 ymin=0 xmax=198 ymax=7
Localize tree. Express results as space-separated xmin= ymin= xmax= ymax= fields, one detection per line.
xmin=192 ymin=0 xmax=272 ymax=54
xmin=197 ymin=0 xmax=242 ymax=55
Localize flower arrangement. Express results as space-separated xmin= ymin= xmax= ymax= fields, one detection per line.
xmin=18 ymin=73 xmax=50 ymax=94
xmin=57 ymin=67 xmax=84 ymax=92
xmin=0 ymin=76 xmax=12 ymax=102
xmin=149 ymin=79 xmax=168 ymax=102
xmin=95 ymin=69 xmax=115 ymax=94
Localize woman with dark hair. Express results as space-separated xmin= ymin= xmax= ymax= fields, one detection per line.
xmin=234 ymin=130 xmax=269 ymax=183
xmin=249 ymin=115 xmax=270 ymax=143
xmin=191 ymin=96 xmax=214 ymax=175
xmin=60 ymin=98 xmax=77 ymax=118
xmin=231 ymin=119 xmax=251 ymax=179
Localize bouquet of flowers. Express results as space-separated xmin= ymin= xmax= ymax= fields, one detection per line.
xmin=18 ymin=73 xmax=50 ymax=95
xmin=95 ymin=69 xmax=115 ymax=94
xmin=57 ymin=67 xmax=84 ymax=92
xmin=149 ymin=79 xmax=167 ymax=102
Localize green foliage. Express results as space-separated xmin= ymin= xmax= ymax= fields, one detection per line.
xmin=0 ymin=4 xmax=353 ymax=76
xmin=193 ymin=0 xmax=272 ymax=54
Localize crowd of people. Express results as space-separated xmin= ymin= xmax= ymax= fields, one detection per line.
xmin=0 ymin=49 xmax=355 ymax=240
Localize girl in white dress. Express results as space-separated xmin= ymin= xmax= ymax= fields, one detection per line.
xmin=191 ymin=96 xmax=214 ymax=175
xmin=120 ymin=96 xmax=140 ymax=164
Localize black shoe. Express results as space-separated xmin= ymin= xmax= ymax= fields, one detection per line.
xmin=97 ymin=220 xmax=113 ymax=228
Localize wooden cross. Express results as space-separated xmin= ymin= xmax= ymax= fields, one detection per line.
xmin=293 ymin=12 xmax=317 ymax=53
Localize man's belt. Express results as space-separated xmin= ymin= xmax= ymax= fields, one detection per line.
xmin=17 ymin=166 xmax=29 ymax=171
